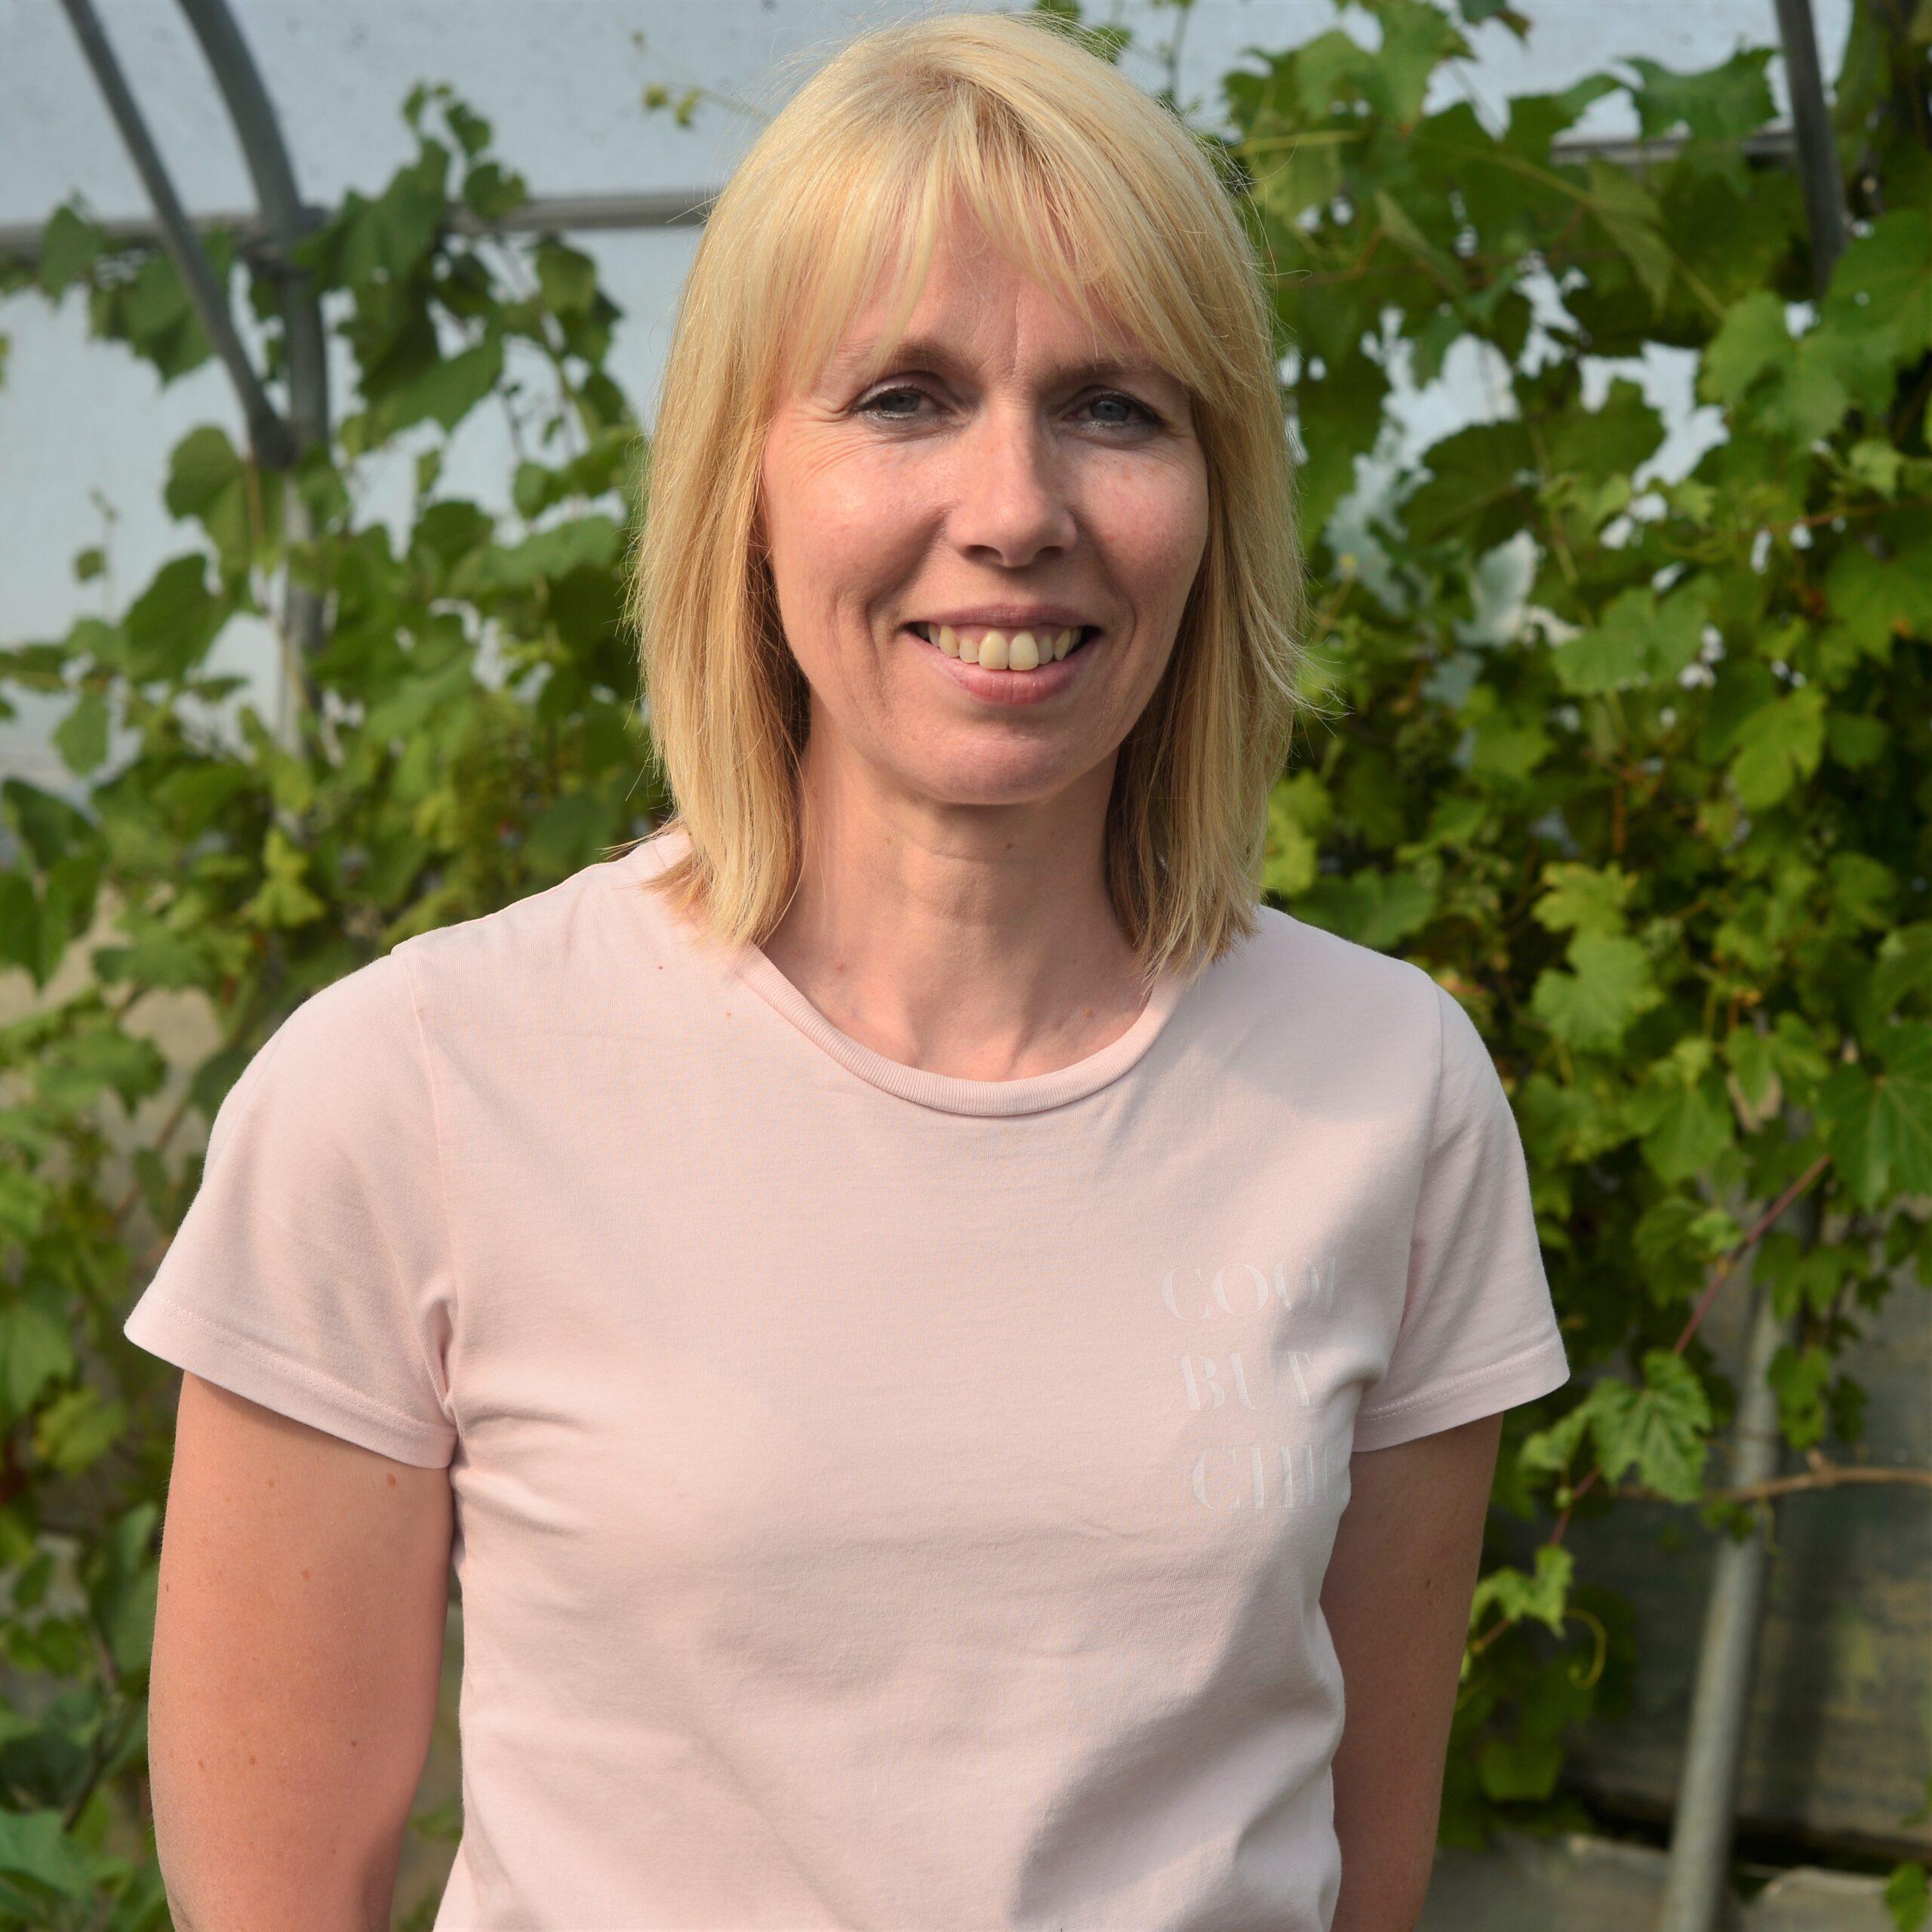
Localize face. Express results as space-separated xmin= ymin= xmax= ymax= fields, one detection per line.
xmin=757 ymin=214 xmax=1211 ymax=828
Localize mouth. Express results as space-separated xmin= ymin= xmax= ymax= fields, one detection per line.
xmin=905 ymin=621 xmax=1102 ymax=669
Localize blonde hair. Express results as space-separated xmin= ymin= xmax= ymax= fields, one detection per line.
xmin=620 ymin=6 xmax=1310 ymax=983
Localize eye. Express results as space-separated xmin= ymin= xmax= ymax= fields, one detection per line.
xmin=855 ymin=383 xmax=1162 ymax=432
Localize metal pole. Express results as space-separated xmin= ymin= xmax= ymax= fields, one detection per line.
xmin=173 ymin=0 xmax=328 ymax=461
xmin=1657 ymin=14 xmax=1844 ymax=1910
xmin=1653 ymin=1245 xmax=1794 ymax=1931
xmin=56 ymin=0 xmax=293 ymax=469
xmin=1773 ymin=0 xmax=1848 ymax=294
xmin=172 ymin=0 xmax=331 ymax=719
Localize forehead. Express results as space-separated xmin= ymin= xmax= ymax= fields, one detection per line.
xmin=817 ymin=253 xmax=1179 ymax=395
xmin=824 ymin=331 xmax=1179 ymax=401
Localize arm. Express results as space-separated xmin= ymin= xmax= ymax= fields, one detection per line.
xmin=146 ymin=1372 xmax=454 ymax=1931
xmin=1320 ymin=1410 xmax=1503 ymax=1932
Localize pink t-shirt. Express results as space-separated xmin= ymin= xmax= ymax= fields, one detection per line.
xmin=124 ymin=819 xmax=1569 ymax=1930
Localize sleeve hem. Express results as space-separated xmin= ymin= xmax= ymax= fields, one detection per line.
xmin=1352 ymin=1328 xmax=1571 ymax=1454
xmin=123 ymin=1294 xmax=457 ymax=1469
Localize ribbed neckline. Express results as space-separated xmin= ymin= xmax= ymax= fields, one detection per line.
xmin=627 ymin=823 xmax=1187 ymax=1118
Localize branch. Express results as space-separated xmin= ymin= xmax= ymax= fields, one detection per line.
xmin=1670 ymin=1153 xmax=1832 ymax=1356
xmin=1611 ymin=1460 xmax=1932 ymax=1506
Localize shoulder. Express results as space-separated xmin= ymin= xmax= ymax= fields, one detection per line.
xmin=1181 ymin=903 xmax=1447 ymax=1112
xmin=1214 ymin=902 xmax=1442 ymax=1034
xmin=390 ymin=832 xmax=679 ymax=1029
xmin=232 ymin=836 xmax=676 ymax=1124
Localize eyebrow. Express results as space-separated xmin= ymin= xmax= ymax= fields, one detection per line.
xmin=830 ymin=332 xmax=1177 ymax=392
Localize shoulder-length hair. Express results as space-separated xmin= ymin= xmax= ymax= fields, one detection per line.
xmin=620 ymin=7 xmax=1311 ymax=984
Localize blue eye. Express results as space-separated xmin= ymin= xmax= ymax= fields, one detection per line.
xmin=857 ymin=384 xmax=1161 ymax=431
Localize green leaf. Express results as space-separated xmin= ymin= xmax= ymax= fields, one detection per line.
xmin=0 ymin=1303 xmax=72 ymax=1425
xmin=469 ymin=513 xmax=625 ymax=591
xmin=1539 ymin=374 xmax=1666 ymax=483
xmin=382 ymin=334 xmax=505 ymax=435
xmin=447 ymin=100 xmax=493 ymax=158
xmin=1728 ymin=684 xmax=1827 ymax=807
xmin=1533 ymin=863 xmax=1638 ymax=940
xmin=36 ymin=201 xmax=103 ymax=298
xmin=1821 ymin=208 xmax=1932 ymax=363
xmin=1361 ymin=0 xmax=1469 ymax=123
xmin=1589 ymin=1351 xmax=1712 ymax=1501
xmin=1815 ymin=1026 xmax=1932 ymax=1208
xmin=2 ymin=776 xmax=94 ymax=868
xmin=1767 ymin=1342 xmax=1832 ymax=1450
xmin=240 ymin=827 xmax=329 ymax=931
xmin=1626 ymin=47 xmax=1775 ymax=143
xmin=51 ymin=690 xmax=109 ymax=776
xmin=463 ymin=159 xmax=528 ymax=220
xmin=1549 ymin=584 xmax=1705 ymax=694
xmin=1403 ymin=420 xmax=1535 ymax=545
xmin=1478 ymin=1732 xmax=1564 ymax=1800
xmin=1531 ymin=932 xmax=1663 ymax=1050
xmin=1869 ymin=926 xmax=1932 ymax=1022
xmin=1262 ymin=781 xmax=1321 ymax=898
xmin=1586 ymin=158 xmax=1673 ymax=311
xmin=535 ymin=241 xmax=598 ymax=317
xmin=1827 ymin=711 xmax=1887 ymax=769
xmin=0 ymin=1806 xmax=97 ymax=1905
xmin=1700 ymin=290 xmax=1791 ymax=404
xmin=123 ymin=553 xmax=226 ymax=681
xmin=1824 ymin=536 xmax=1932 ymax=659
xmin=1633 ymin=1195 xmax=1736 ymax=1306
xmin=32 ymin=1386 xmax=128 ymax=1477
xmin=1626 ymin=1052 xmax=1735 ymax=1185
xmin=0 ymin=875 xmax=40 ymax=980
xmin=1829 ymin=851 xmax=1897 ymax=931
xmin=1292 ymin=867 xmax=1438 ymax=952
xmin=1374 ymin=189 xmax=1460 ymax=292
xmin=1468 ymin=1543 xmax=1574 ymax=1638
xmin=165 ymin=423 xmax=273 ymax=569
xmin=1884 ymin=1858 xmax=1929 ymax=1932
xmin=93 ymin=248 xmax=216 ymax=382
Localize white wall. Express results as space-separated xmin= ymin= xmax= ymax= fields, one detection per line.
xmin=0 ymin=0 xmax=1850 ymax=786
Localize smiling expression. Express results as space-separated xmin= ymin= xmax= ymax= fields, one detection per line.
xmin=756 ymin=212 xmax=1212 ymax=814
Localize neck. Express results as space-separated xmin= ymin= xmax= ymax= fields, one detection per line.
xmin=758 ymin=751 xmax=1151 ymax=1082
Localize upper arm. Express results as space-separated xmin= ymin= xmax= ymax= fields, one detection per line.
xmin=1321 ymin=1411 xmax=1503 ymax=1932
xmin=148 ymin=1371 xmax=454 ymax=1931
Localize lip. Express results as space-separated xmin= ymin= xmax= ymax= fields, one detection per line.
xmin=903 ymin=623 xmax=1099 ymax=707
xmin=912 ymin=606 xmax=1100 ymax=631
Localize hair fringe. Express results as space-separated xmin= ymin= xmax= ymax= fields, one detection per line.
xmin=618 ymin=6 xmax=1316 ymax=986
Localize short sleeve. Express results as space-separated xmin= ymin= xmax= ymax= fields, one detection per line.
xmin=122 ymin=949 xmax=459 ymax=1469
xmin=1352 ymin=979 xmax=1571 ymax=1454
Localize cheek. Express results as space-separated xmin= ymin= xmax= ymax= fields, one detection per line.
xmin=765 ymin=449 xmax=917 ymax=588
xmin=1094 ymin=466 xmax=1210 ymax=606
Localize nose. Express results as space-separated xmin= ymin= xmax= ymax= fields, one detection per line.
xmin=943 ymin=396 xmax=1079 ymax=565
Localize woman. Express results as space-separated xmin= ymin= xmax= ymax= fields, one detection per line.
xmin=125 ymin=12 xmax=1569 ymax=1930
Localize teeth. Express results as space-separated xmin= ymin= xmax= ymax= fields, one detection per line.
xmin=918 ymin=623 xmax=1085 ymax=668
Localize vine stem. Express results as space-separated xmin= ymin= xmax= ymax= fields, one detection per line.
xmin=1669 ymin=1152 xmax=1833 ymax=1357
xmin=1544 ymin=1151 xmax=1835 ymax=1547
xmin=1614 ymin=1460 xmax=1932 ymax=1504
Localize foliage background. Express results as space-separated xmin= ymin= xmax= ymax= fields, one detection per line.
xmin=0 ymin=0 xmax=1927 ymax=1922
